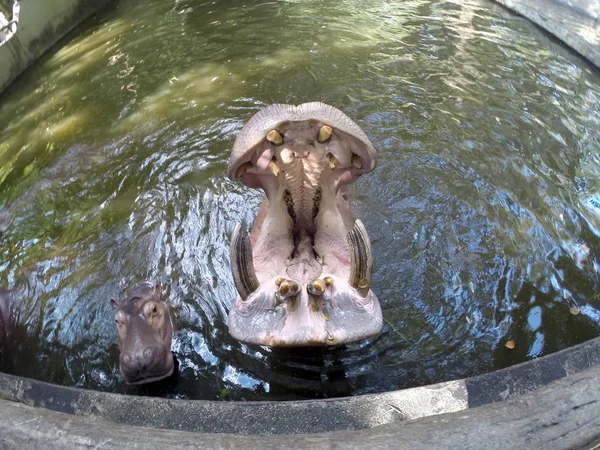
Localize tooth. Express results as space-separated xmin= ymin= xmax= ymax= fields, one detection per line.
xmin=235 ymin=162 xmax=252 ymax=179
xmin=275 ymin=277 xmax=284 ymax=286
xmin=230 ymin=223 xmax=259 ymax=300
xmin=347 ymin=219 xmax=373 ymax=298
xmin=324 ymin=276 xmax=334 ymax=286
xmin=279 ymin=282 xmax=289 ymax=295
xmin=269 ymin=159 xmax=281 ymax=177
xmin=327 ymin=153 xmax=337 ymax=171
xmin=266 ymin=130 xmax=283 ymax=145
xmin=308 ymin=279 xmax=326 ymax=296
xmin=351 ymin=154 xmax=362 ymax=169
xmin=279 ymin=280 xmax=299 ymax=297
xmin=318 ymin=125 xmax=332 ymax=143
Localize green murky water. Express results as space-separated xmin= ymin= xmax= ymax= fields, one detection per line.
xmin=0 ymin=0 xmax=599 ymax=400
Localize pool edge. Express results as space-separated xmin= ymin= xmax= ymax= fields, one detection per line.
xmin=0 ymin=0 xmax=116 ymax=94
xmin=0 ymin=336 xmax=599 ymax=437
xmin=0 ymin=338 xmax=599 ymax=448
xmin=491 ymin=0 xmax=600 ymax=69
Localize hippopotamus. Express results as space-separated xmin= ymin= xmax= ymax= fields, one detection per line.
xmin=0 ymin=208 xmax=9 ymax=234
xmin=110 ymin=282 xmax=174 ymax=384
xmin=0 ymin=288 xmax=11 ymax=339
xmin=227 ymin=102 xmax=383 ymax=347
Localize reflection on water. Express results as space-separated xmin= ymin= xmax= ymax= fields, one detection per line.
xmin=0 ymin=0 xmax=599 ymax=400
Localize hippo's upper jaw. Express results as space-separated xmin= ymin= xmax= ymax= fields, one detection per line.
xmin=228 ymin=103 xmax=383 ymax=347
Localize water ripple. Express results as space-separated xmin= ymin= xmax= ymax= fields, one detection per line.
xmin=0 ymin=0 xmax=599 ymax=399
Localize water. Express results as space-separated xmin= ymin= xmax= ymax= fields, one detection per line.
xmin=0 ymin=0 xmax=599 ymax=400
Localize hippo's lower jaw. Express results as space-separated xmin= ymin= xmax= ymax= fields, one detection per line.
xmin=122 ymin=365 xmax=174 ymax=385
xmin=121 ymin=351 xmax=175 ymax=385
xmin=229 ymin=278 xmax=382 ymax=347
xmin=228 ymin=103 xmax=383 ymax=347
xmin=229 ymin=218 xmax=383 ymax=347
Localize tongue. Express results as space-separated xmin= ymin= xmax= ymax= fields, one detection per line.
xmin=285 ymin=230 xmax=322 ymax=284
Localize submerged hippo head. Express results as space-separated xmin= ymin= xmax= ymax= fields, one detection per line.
xmin=228 ymin=102 xmax=383 ymax=347
xmin=0 ymin=288 xmax=11 ymax=339
xmin=110 ymin=282 xmax=174 ymax=384
xmin=0 ymin=209 xmax=9 ymax=234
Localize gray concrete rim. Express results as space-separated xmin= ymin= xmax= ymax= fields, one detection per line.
xmin=1 ymin=344 xmax=600 ymax=449
xmin=1 ymin=0 xmax=599 ymax=447
xmin=0 ymin=336 xmax=600 ymax=440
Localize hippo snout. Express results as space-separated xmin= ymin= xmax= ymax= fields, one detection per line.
xmin=122 ymin=346 xmax=160 ymax=370
xmin=120 ymin=346 xmax=174 ymax=384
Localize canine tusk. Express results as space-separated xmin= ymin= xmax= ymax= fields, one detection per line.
xmin=230 ymin=223 xmax=259 ymax=300
xmin=347 ymin=219 xmax=373 ymax=298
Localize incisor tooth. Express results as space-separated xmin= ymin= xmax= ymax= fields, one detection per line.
xmin=327 ymin=153 xmax=337 ymax=171
xmin=324 ymin=276 xmax=334 ymax=286
xmin=279 ymin=280 xmax=299 ymax=296
xmin=269 ymin=159 xmax=281 ymax=177
xmin=308 ymin=279 xmax=326 ymax=296
xmin=351 ymin=154 xmax=362 ymax=169
xmin=318 ymin=125 xmax=332 ymax=143
xmin=266 ymin=130 xmax=283 ymax=145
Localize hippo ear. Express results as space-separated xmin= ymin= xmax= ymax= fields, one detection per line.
xmin=154 ymin=282 xmax=165 ymax=301
xmin=110 ymin=298 xmax=120 ymax=309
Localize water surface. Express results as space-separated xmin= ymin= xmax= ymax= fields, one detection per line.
xmin=0 ymin=0 xmax=599 ymax=400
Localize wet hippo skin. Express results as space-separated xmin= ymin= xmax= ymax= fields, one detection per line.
xmin=111 ymin=282 xmax=174 ymax=384
xmin=0 ymin=288 xmax=11 ymax=340
xmin=228 ymin=102 xmax=383 ymax=347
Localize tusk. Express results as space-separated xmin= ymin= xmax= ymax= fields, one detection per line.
xmin=230 ymin=223 xmax=259 ymax=301
xmin=351 ymin=154 xmax=362 ymax=169
xmin=347 ymin=219 xmax=373 ymax=298
xmin=326 ymin=153 xmax=337 ymax=171
xmin=266 ymin=129 xmax=284 ymax=145
xmin=269 ymin=159 xmax=281 ymax=177
xmin=318 ymin=125 xmax=333 ymax=143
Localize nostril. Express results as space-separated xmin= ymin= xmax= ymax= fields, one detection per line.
xmin=143 ymin=347 xmax=153 ymax=359
xmin=123 ymin=353 xmax=134 ymax=365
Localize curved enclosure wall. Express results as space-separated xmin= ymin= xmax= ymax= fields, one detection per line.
xmin=0 ymin=0 xmax=599 ymax=403
xmin=0 ymin=0 xmax=114 ymax=93
xmin=492 ymin=0 xmax=600 ymax=69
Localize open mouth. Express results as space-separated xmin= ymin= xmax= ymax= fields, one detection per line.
xmin=121 ymin=356 xmax=175 ymax=385
xmin=227 ymin=103 xmax=383 ymax=347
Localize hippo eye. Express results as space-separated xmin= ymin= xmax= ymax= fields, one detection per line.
xmin=152 ymin=305 xmax=158 ymax=314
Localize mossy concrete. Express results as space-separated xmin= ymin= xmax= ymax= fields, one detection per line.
xmin=0 ymin=0 xmax=114 ymax=94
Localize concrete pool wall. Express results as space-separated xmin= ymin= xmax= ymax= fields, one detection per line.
xmin=1 ymin=337 xmax=600 ymax=447
xmin=0 ymin=0 xmax=114 ymax=94
xmin=492 ymin=0 xmax=600 ymax=68
xmin=0 ymin=0 xmax=599 ymax=448
xmin=0 ymin=0 xmax=597 ymax=97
